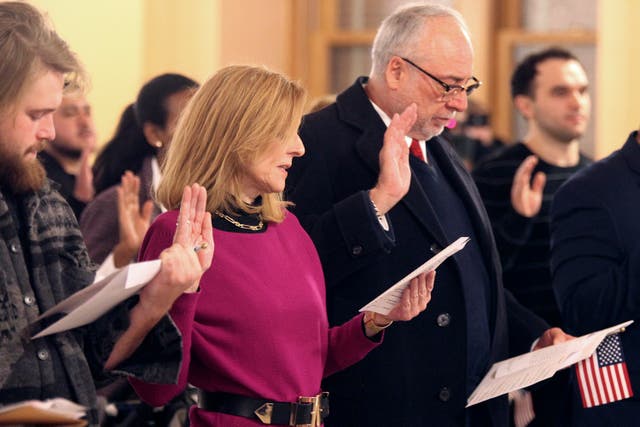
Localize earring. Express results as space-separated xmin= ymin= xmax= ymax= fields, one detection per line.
xmin=154 ymin=140 xmax=163 ymax=148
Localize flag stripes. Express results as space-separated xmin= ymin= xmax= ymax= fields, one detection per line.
xmin=576 ymin=333 xmax=633 ymax=408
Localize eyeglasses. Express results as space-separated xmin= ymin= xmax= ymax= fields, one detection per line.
xmin=400 ymin=57 xmax=481 ymax=100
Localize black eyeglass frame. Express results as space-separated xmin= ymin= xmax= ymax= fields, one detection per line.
xmin=400 ymin=57 xmax=482 ymax=97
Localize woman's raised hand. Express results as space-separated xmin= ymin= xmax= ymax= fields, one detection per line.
xmin=139 ymin=184 xmax=214 ymax=319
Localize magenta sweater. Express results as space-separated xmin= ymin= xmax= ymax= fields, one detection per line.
xmin=130 ymin=210 xmax=379 ymax=426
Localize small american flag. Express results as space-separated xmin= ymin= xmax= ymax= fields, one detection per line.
xmin=576 ymin=333 xmax=633 ymax=408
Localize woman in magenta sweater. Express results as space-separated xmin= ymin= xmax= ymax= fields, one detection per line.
xmin=130 ymin=65 xmax=434 ymax=426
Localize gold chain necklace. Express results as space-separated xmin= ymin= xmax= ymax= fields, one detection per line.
xmin=214 ymin=210 xmax=264 ymax=231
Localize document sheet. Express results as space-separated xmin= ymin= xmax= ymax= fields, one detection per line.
xmin=0 ymin=398 xmax=86 ymax=426
xmin=359 ymin=236 xmax=470 ymax=315
xmin=31 ymin=260 xmax=162 ymax=339
xmin=466 ymin=320 xmax=634 ymax=407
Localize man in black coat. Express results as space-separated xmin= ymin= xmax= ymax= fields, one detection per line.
xmin=472 ymin=47 xmax=592 ymax=426
xmin=551 ymin=129 xmax=640 ymax=425
xmin=286 ymin=3 xmax=568 ymax=426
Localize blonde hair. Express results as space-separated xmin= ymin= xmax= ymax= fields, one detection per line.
xmin=157 ymin=65 xmax=307 ymax=223
xmin=0 ymin=2 xmax=85 ymax=116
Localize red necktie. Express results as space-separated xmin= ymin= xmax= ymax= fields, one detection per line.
xmin=410 ymin=138 xmax=424 ymax=161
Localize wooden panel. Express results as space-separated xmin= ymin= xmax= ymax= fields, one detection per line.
xmin=498 ymin=0 xmax=522 ymax=28
xmin=327 ymin=31 xmax=377 ymax=45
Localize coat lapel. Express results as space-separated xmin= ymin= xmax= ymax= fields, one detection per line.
xmin=428 ymin=138 xmax=498 ymax=272
xmin=428 ymin=138 xmax=501 ymax=336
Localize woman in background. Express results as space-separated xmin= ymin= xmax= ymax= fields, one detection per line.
xmin=81 ymin=74 xmax=198 ymax=272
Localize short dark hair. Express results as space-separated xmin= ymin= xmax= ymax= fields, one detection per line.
xmin=510 ymin=47 xmax=581 ymax=99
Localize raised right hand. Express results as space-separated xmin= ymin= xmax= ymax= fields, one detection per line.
xmin=73 ymin=148 xmax=95 ymax=202
xmin=104 ymin=184 xmax=213 ymax=370
xmin=113 ymin=171 xmax=154 ymax=267
xmin=369 ymin=103 xmax=418 ymax=215
xmin=511 ymin=155 xmax=546 ymax=218
xmin=138 ymin=183 xmax=214 ymax=318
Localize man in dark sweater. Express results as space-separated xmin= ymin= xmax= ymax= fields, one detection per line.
xmin=472 ymin=47 xmax=592 ymax=426
xmin=38 ymin=90 xmax=96 ymax=219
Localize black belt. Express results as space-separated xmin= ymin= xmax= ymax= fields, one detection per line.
xmin=197 ymin=390 xmax=329 ymax=426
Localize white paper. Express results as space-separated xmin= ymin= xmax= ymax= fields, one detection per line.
xmin=466 ymin=320 xmax=634 ymax=407
xmin=0 ymin=398 xmax=86 ymax=425
xmin=31 ymin=260 xmax=162 ymax=339
xmin=359 ymin=236 xmax=470 ymax=315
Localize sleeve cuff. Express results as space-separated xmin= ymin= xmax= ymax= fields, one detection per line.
xmin=333 ymin=190 xmax=396 ymax=258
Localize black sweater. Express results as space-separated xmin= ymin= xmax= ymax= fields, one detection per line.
xmin=472 ymin=143 xmax=590 ymax=325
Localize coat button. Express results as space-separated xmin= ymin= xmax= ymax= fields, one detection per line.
xmin=439 ymin=387 xmax=451 ymax=402
xmin=351 ymin=245 xmax=363 ymax=256
xmin=429 ymin=243 xmax=441 ymax=254
xmin=9 ymin=243 xmax=19 ymax=253
xmin=436 ymin=313 xmax=451 ymax=327
xmin=24 ymin=295 xmax=35 ymax=306
xmin=37 ymin=349 xmax=50 ymax=361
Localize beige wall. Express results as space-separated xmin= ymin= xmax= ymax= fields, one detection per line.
xmin=26 ymin=0 xmax=640 ymax=160
xmin=219 ymin=0 xmax=293 ymax=74
xmin=596 ymin=0 xmax=640 ymax=158
xmin=455 ymin=0 xmax=492 ymax=108
xmin=143 ymin=0 xmax=220 ymax=83
xmin=31 ymin=0 xmax=222 ymax=148
xmin=31 ymin=0 xmax=293 ymax=148
xmin=32 ymin=0 xmax=146 ymax=147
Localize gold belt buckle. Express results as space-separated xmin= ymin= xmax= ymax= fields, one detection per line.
xmin=254 ymin=402 xmax=274 ymax=424
xmin=291 ymin=392 xmax=327 ymax=427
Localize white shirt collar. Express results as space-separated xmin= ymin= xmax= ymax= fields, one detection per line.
xmin=368 ymin=98 xmax=427 ymax=163
xmin=151 ymin=157 xmax=167 ymax=213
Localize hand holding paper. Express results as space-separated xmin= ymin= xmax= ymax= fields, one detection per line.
xmin=360 ymin=236 xmax=469 ymax=315
xmin=362 ymin=270 xmax=435 ymax=336
xmin=32 ymin=260 xmax=162 ymax=339
xmin=466 ymin=320 xmax=634 ymax=407
xmin=385 ymin=270 xmax=435 ymax=321
xmin=532 ymin=326 xmax=574 ymax=351
xmin=32 ymin=184 xmax=215 ymax=341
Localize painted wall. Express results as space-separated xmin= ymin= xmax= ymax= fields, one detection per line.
xmin=596 ymin=0 xmax=640 ymax=158
xmin=142 ymin=0 xmax=219 ymax=83
xmin=455 ymin=0 xmax=492 ymax=108
xmin=219 ymin=0 xmax=292 ymax=74
xmin=26 ymin=0 xmax=640 ymax=159
xmin=31 ymin=0 xmax=146 ymax=147
xmin=30 ymin=0 xmax=222 ymax=148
